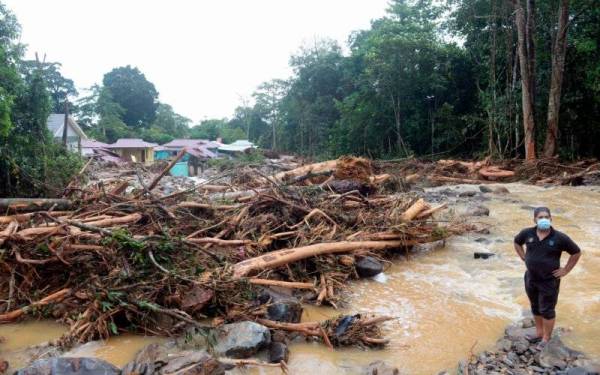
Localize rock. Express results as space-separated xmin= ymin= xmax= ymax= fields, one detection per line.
xmin=493 ymin=186 xmax=510 ymax=194
xmin=474 ymin=252 xmax=495 ymax=259
xmin=268 ymin=342 xmax=289 ymax=363
xmin=505 ymin=326 xmax=538 ymax=341
xmin=496 ymin=338 xmax=513 ymax=352
xmin=181 ymin=286 xmax=214 ymax=314
xmin=121 ymin=341 xmax=179 ymax=375
xmin=567 ymin=368 xmax=591 ymax=375
xmin=159 ymin=350 xmax=224 ymax=375
xmin=459 ymin=191 xmax=477 ymax=197
xmin=512 ymin=338 xmax=530 ymax=354
xmin=355 ymin=256 xmax=383 ymax=277
xmin=474 ymin=237 xmax=491 ymax=244
xmin=507 ymin=352 xmax=520 ymax=364
xmin=539 ymin=337 xmax=573 ymax=369
xmin=521 ymin=317 xmax=535 ymax=329
xmin=479 ymin=185 xmax=493 ymax=193
xmin=15 ymin=357 xmax=119 ymax=375
xmin=271 ymin=330 xmax=288 ymax=343
xmin=363 ymin=360 xmax=400 ymax=375
xmin=213 ymin=321 xmax=270 ymax=358
xmin=466 ymin=205 xmax=490 ymax=216
xmin=267 ymin=299 xmax=303 ymax=323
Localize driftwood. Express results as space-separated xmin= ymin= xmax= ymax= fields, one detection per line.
xmin=248 ymin=278 xmax=315 ymax=289
xmin=145 ymin=148 xmax=187 ymax=193
xmin=479 ymin=166 xmax=515 ymax=179
xmin=399 ymin=198 xmax=429 ymax=222
xmin=0 ymin=198 xmax=73 ymax=213
xmin=0 ymin=288 xmax=71 ymax=322
xmin=272 ymin=160 xmax=338 ymax=183
xmin=428 ymin=175 xmax=493 ymax=184
xmin=233 ymin=240 xmax=408 ymax=278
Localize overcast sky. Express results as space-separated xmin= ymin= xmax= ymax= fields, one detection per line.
xmin=5 ymin=1 xmax=389 ymax=123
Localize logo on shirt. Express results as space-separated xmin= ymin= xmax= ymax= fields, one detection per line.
xmin=527 ymin=237 xmax=534 ymax=243
xmin=549 ymin=240 xmax=555 ymax=246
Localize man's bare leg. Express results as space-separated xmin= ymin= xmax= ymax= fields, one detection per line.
xmin=534 ymin=315 xmax=544 ymax=338
xmin=542 ymin=318 xmax=555 ymax=342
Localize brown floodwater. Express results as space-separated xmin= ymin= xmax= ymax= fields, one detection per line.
xmin=1 ymin=183 xmax=599 ymax=374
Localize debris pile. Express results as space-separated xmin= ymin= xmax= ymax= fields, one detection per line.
xmin=0 ymin=156 xmax=470 ymax=364
xmin=375 ymin=157 xmax=600 ymax=187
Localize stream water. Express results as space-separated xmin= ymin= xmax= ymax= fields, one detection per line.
xmin=1 ymin=183 xmax=599 ymax=374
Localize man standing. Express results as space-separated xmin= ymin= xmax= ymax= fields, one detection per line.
xmin=514 ymin=207 xmax=582 ymax=347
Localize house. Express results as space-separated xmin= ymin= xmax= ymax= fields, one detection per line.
xmin=217 ymin=140 xmax=256 ymax=154
xmin=107 ymin=139 xmax=158 ymax=165
xmin=157 ymin=139 xmax=221 ymax=176
xmin=81 ymin=140 xmax=125 ymax=164
xmin=46 ymin=114 xmax=88 ymax=153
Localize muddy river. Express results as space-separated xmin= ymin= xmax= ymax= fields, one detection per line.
xmin=1 ymin=183 xmax=599 ymax=374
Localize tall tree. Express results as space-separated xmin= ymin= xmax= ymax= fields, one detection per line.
xmin=513 ymin=0 xmax=536 ymax=160
xmin=253 ymin=79 xmax=288 ymax=150
xmin=20 ymin=60 xmax=77 ymax=112
xmin=102 ymin=65 xmax=158 ymax=128
xmin=543 ymin=0 xmax=569 ymax=157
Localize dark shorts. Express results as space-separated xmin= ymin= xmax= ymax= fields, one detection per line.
xmin=524 ymin=271 xmax=561 ymax=319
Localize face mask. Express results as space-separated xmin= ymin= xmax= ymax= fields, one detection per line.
xmin=537 ymin=218 xmax=551 ymax=230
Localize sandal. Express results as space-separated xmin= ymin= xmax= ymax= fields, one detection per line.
xmin=525 ymin=333 xmax=542 ymax=343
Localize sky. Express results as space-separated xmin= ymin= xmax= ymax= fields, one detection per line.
xmin=5 ymin=0 xmax=390 ymax=123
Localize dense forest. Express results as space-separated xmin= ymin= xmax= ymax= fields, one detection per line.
xmin=1 ymin=0 xmax=599 ymax=196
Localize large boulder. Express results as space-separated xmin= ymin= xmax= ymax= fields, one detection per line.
xmin=267 ymin=299 xmax=303 ymax=323
xmin=213 ymin=321 xmax=271 ymax=358
xmin=14 ymin=357 xmax=119 ymax=375
xmin=355 ymin=256 xmax=384 ymax=277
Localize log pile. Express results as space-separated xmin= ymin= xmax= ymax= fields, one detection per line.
xmin=375 ymin=157 xmax=600 ymax=186
xmin=0 ymin=156 xmax=469 ymax=350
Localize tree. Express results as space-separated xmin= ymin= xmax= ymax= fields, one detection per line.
xmin=253 ymin=79 xmax=288 ymax=150
xmin=151 ymin=103 xmax=190 ymax=138
xmin=102 ymin=65 xmax=158 ymax=128
xmin=513 ymin=0 xmax=536 ymax=161
xmin=20 ymin=60 xmax=77 ymax=112
xmin=543 ymin=0 xmax=569 ymax=157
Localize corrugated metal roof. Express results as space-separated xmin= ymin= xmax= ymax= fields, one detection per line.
xmin=81 ymin=140 xmax=110 ymax=148
xmin=47 ymin=114 xmax=88 ymax=139
xmin=187 ymin=147 xmax=217 ymax=159
xmin=218 ymin=139 xmax=256 ymax=152
xmin=108 ymin=139 xmax=158 ymax=148
xmin=161 ymin=139 xmax=209 ymax=148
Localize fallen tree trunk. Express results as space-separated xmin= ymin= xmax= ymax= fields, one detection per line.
xmin=233 ymin=240 xmax=409 ymax=278
xmin=0 ymin=221 xmax=18 ymax=246
xmin=478 ymin=166 xmax=515 ymax=180
xmin=0 ymin=198 xmax=73 ymax=213
xmin=428 ymin=176 xmax=492 ymax=184
xmin=248 ymin=278 xmax=315 ymax=289
xmin=144 ymin=148 xmax=187 ymax=193
xmin=271 ymin=160 xmax=338 ymax=183
xmin=399 ymin=198 xmax=429 ymax=222
xmin=0 ymin=288 xmax=71 ymax=322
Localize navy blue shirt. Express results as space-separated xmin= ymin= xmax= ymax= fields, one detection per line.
xmin=514 ymin=226 xmax=580 ymax=280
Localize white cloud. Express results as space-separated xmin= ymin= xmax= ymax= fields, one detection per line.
xmin=5 ymin=0 xmax=389 ymax=122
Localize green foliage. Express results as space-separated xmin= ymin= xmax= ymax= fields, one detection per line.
xmin=102 ymin=65 xmax=158 ymax=128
